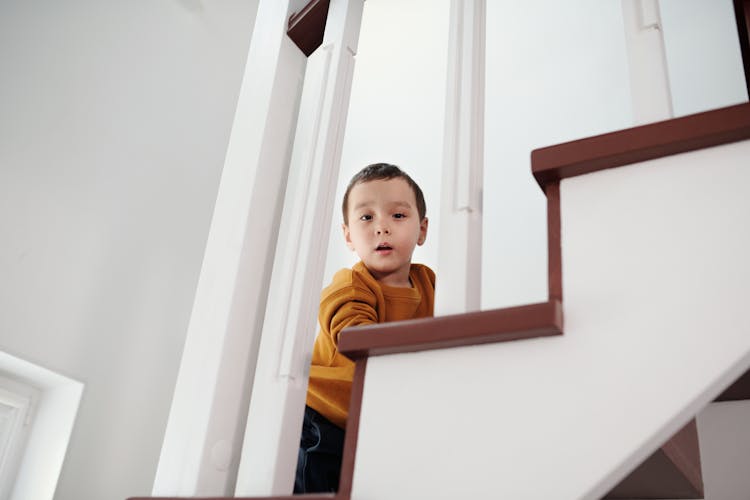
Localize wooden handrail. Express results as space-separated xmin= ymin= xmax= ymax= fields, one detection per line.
xmin=287 ymin=0 xmax=330 ymax=56
xmin=531 ymin=102 xmax=750 ymax=189
xmin=338 ymin=301 xmax=563 ymax=359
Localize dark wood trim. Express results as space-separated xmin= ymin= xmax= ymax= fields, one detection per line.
xmin=338 ymin=300 xmax=563 ymax=359
xmin=734 ymin=0 xmax=750 ymax=98
xmin=287 ymin=0 xmax=330 ymax=57
xmin=546 ymin=182 xmax=562 ymax=302
xmin=337 ymin=359 xmax=367 ymax=498
xmin=660 ymin=419 xmax=704 ymax=495
xmin=605 ymin=420 xmax=703 ymax=499
xmin=531 ymin=102 xmax=750 ymax=189
xmin=715 ymin=368 xmax=750 ymax=401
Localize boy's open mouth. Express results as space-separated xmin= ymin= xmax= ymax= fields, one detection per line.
xmin=375 ymin=244 xmax=392 ymax=251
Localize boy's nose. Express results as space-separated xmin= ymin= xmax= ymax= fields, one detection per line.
xmin=376 ymin=227 xmax=390 ymax=235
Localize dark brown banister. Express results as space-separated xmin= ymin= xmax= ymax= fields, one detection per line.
xmin=287 ymin=0 xmax=330 ymax=57
xmin=531 ymin=102 xmax=750 ymax=189
xmin=734 ymin=0 xmax=750 ymax=98
xmin=338 ymin=301 xmax=563 ymax=358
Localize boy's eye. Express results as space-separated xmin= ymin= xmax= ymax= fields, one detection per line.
xmin=393 ymin=213 xmax=406 ymax=219
xmin=359 ymin=214 xmax=372 ymax=221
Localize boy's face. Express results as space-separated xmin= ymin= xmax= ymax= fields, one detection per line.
xmin=343 ymin=178 xmax=428 ymax=287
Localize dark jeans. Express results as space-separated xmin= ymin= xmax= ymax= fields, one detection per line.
xmin=294 ymin=405 xmax=345 ymax=493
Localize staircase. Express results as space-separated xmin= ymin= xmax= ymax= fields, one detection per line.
xmin=329 ymin=103 xmax=750 ymax=500
xmin=130 ymin=1 xmax=750 ymax=497
xmin=130 ymin=102 xmax=750 ymax=499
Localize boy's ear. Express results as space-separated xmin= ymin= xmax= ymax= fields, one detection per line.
xmin=417 ymin=217 xmax=428 ymax=246
xmin=342 ymin=223 xmax=355 ymax=251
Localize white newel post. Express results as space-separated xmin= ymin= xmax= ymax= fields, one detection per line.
xmin=435 ymin=0 xmax=486 ymax=315
xmin=151 ymin=1 xmax=307 ymax=495
xmin=621 ymin=0 xmax=673 ymax=124
xmin=234 ymin=0 xmax=364 ymax=495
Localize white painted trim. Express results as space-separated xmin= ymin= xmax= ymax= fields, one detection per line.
xmin=234 ymin=0 xmax=364 ymax=495
xmin=435 ymin=0 xmax=485 ymax=315
xmin=0 ymin=378 xmax=36 ymax=500
xmin=151 ymin=0 xmax=308 ymax=495
xmin=0 ymin=352 xmax=83 ymax=500
xmin=621 ymin=0 xmax=673 ymax=124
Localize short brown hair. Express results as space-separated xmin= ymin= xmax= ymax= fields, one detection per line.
xmin=341 ymin=163 xmax=426 ymax=224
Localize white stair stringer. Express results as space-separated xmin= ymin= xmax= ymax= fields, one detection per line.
xmin=348 ymin=139 xmax=750 ymax=500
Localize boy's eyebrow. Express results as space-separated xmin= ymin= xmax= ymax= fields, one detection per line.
xmin=390 ymin=201 xmax=413 ymax=208
xmin=352 ymin=200 xmax=413 ymax=211
xmin=351 ymin=201 xmax=373 ymax=211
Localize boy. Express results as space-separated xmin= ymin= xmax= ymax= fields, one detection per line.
xmin=294 ymin=163 xmax=435 ymax=493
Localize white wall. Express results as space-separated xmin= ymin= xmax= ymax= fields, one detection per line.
xmin=481 ymin=0 xmax=747 ymax=310
xmin=323 ymin=0 xmax=450 ymax=282
xmin=660 ymin=0 xmax=749 ymax=117
xmin=483 ymin=1 xmax=635 ymax=309
xmin=0 ymin=1 xmax=258 ymax=499
xmin=696 ymin=401 xmax=750 ymax=500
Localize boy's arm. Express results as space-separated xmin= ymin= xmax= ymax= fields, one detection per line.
xmin=319 ymin=272 xmax=379 ymax=347
xmin=328 ymin=296 xmax=377 ymax=345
